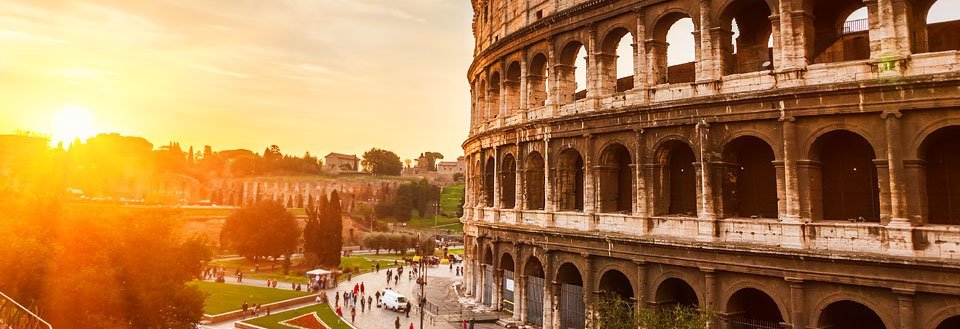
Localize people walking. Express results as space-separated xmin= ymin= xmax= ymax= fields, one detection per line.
xmin=351 ymin=307 xmax=356 ymax=323
xmin=395 ymin=316 xmax=401 ymax=329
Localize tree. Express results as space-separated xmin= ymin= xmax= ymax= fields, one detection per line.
xmin=303 ymin=199 xmax=324 ymax=266
xmin=319 ymin=190 xmax=343 ymax=267
xmin=421 ymin=152 xmax=444 ymax=171
xmin=590 ymin=292 xmax=712 ymax=329
xmin=221 ymin=201 xmax=300 ymax=261
xmin=362 ymin=148 xmax=403 ymax=175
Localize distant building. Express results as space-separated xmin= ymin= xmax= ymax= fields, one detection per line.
xmin=0 ymin=133 xmax=50 ymax=192
xmin=324 ymin=152 xmax=359 ymax=174
xmin=436 ymin=156 xmax=465 ymax=177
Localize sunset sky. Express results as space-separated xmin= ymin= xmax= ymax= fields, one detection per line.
xmin=0 ymin=1 xmax=957 ymax=161
xmin=0 ymin=0 xmax=474 ymax=161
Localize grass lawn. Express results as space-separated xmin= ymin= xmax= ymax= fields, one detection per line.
xmin=190 ymin=281 xmax=311 ymax=315
xmin=209 ymin=255 xmax=408 ymax=285
xmin=339 ymin=256 xmax=401 ymax=275
xmin=243 ymin=303 xmax=352 ymax=329
xmin=444 ymin=247 xmax=464 ymax=256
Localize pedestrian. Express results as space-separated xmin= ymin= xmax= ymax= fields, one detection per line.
xmin=409 ymin=323 xmax=414 ymax=329
xmin=450 ymin=262 xmax=453 ymax=272
xmin=395 ymin=316 xmax=401 ymax=329
xmin=462 ymin=319 xmax=467 ymax=329
xmin=375 ymin=291 xmax=382 ymax=307
xmin=254 ymin=303 xmax=260 ymax=317
xmin=292 ymin=282 xmax=297 ymax=290
xmin=351 ymin=307 xmax=356 ymax=323
xmin=376 ymin=263 xmax=380 ymax=273
xmin=266 ymin=278 xmax=271 ymax=287
xmin=238 ymin=271 xmax=243 ymax=283
xmin=367 ymin=295 xmax=373 ymax=311
xmin=266 ymin=306 xmax=271 ymax=316
xmin=335 ymin=291 xmax=340 ymax=306
xmin=360 ymin=282 xmax=365 ymax=295
xmin=336 ymin=306 xmax=343 ymax=318
xmin=405 ymin=301 xmax=411 ymax=318
xmin=360 ymin=295 xmax=366 ymax=311
xmin=272 ymin=280 xmax=278 ymax=288
xmin=354 ymin=283 xmax=359 ymax=296
xmin=317 ymin=295 xmax=323 ymax=305
xmin=242 ymin=301 xmax=248 ymax=319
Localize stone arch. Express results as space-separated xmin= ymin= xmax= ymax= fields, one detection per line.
xmin=653 ymin=139 xmax=698 ymax=216
xmin=912 ymin=0 xmax=960 ymax=53
xmin=598 ymin=269 xmax=634 ymax=301
xmin=651 ymin=275 xmax=700 ymax=308
xmin=809 ymin=130 xmax=881 ymax=221
xmin=557 ymin=147 xmax=585 ymax=211
xmin=722 ymin=286 xmax=787 ymax=328
xmin=918 ymin=125 xmax=960 ymax=225
xmin=523 ymin=254 xmax=545 ymax=278
xmin=927 ymin=305 xmax=960 ymax=329
xmin=524 ymin=151 xmax=546 ymax=210
xmin=597 ymin=142 xmax=633 ymax=213
xmin=802 ymin=0 xmax=872 ymax=64
xmin=650 ymin=9 xmax=698 ymax=84
xmin=720 ymin=135 xmax=778 ymax=218
xmin=500 ymin=153 xmax=518 ymax=209
xmin=505 ymin=61 xmax=522 ymax=116
xmin=476 ymin=78 xmax=488 ymax=121
xmin=715 ymin=0 xmax=776 ymax=74
xmin=556 ymin=261 xmax=585 ymax=329
xmin=482 ymin=244 xmax=494 ymax=265
xmin=489 ymin=70 xmax=502 ymax=118
xmin=528 ymin=52 xmax=549 ymax=107
xmin=500 ymin=252 xmax=516 ymax=272
xmin=599 ymin=26 xmax=636 ymax=94
xmin=937 ymin=316 xmax=960 ymax=329
xmin=484 ymin=156 xmax=496 ymax=207
xmin=474 ymin=158 xmax=484 ymax=206
xmin=557 ymin=39 xmax=588 ymax=103
xmin=812 ymin=297 xmax=891 ymax=329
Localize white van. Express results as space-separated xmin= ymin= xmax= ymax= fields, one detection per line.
xmin=379 ymin=290 xmax=408 ymax=312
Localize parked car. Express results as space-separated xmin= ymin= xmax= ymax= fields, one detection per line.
xmin=379 ymin=290 xmax=408 ymax=312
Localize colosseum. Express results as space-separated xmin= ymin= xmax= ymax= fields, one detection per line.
xmin=459 ymin=0 xmax=960 ymax=328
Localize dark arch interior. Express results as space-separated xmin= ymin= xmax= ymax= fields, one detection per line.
xmin=812 ymin=130 xmax=880 ymax=221
xmin=525 ymin=152 xmax=546 ymax=210
xmin=722 ymin=136 xmax=778 ymax=218
xmin=726 ymin=288 xmax=784 ymax=326
xmin=599 ymin=144 xmax=633 ymax=213
xmin=666 ymin=143 xmax=697 ymax=216
xmin=921 ymin=126 xmax=960 ymax=225
xmin=559 ymin=41 xmax=587 ymax=102
xmin=936 ymin=315 xmax=960 ymax=329
xmin=556 ymin=263 xmax=583 ymax=286
xmin=598 ymin=270 xmax=634 ymax=300
xmin=489 ymin=71 xmax=501 ymax=118
xmin=600 ymin=27 xmax=635 ymax=93
xmin=482 ymin=247 xmax=494 ymax=265
xmin=524 ymin=257 xmax=544 ymax=278
xmin=500 ymin=253 xmax=515 ymax=272
xmin=808 ymin=0 xmax=870 ymax=64
xmin=720 ymin=0 xmax=774 ymax=74
xmin=817 ymin=300 xmax=886 ymax=329
xmin=654 ymin=278 xmax=699 ymax=308
xmin=528 ymin=53 xmax=549 ymax=107
xmin=501 ymin=155 xmax=517 ymax=209
xmin=558 ymin=149 xmax=585 ymax=211
xmin=484 ymin=158 xmax=496 ymax=207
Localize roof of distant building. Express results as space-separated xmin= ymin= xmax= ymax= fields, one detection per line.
xmin=325 ymin=152 xmax=359 ymax=160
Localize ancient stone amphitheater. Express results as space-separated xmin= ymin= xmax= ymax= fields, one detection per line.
xmin=460 ymin=0 xmax=960 ymax=328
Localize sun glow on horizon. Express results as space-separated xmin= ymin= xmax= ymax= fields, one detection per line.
xmin=51 ymin=105 xmax=97 ymax=148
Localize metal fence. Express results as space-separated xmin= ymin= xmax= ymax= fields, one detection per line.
xmin=559 ymin=283 xmax=585 ymax=329
xmin=728 ymin=316 xmax=784 ymax=329
xmin=526 ymin=276 xmax=545 ymax=326
xmin=501 ymin=270 xmax=515 ymax=314
xmin=0 ymin=291 xmax=51 ymax=329
xmin=482 ymin=267 xmax=493 ymax=307
xmin=840 ymin=18 xmax=869 ymax=35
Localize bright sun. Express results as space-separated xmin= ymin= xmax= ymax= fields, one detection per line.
xmin=51 ymin=105 xmax=97 ymax=147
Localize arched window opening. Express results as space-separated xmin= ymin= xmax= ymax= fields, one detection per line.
xmin=653 ymin=278 xmax=698 ymax=309
xmin=489 ymin=71 xmax=502 ymax=119
xmin=484 ymin=157 xmax=496 ymax=207
xmin=921 ymin=0 xmax=960 ymax=53
xmin=558 ymin=149 xmax=585 ymax=211
xmin=725 ymin=288 xmax=784 ymax=329
xmin=481 ymin=247 xmax=495 ymax=306
xmin=500 ymin=253 xmax=516 ymax=314
xmin=808 ymin=1 xmax=870 ymax=64
xmin=505 ymin=62 xmax=522 ymax=115
xmin=720 ymin=137 xmax=778 ymax=218
xmin=811 ymin=130 xmax=880 ymax=221
xmin=558 ymin=41 xmax=588 ymax=103
xmin=651 ymin=14 xmax=696 ymax=84
xmin=936 ymin=315 xmax=960 ymax=329
xmin=920 ymin=126 xmax=960 ymax=225
xmin=662 ymin=142 xmax=697 ymax=216
xmin=500 ymin=154 xmax=517 ymax=209
xmin=524 ymin=152 xmax=546 ymax=210
xmin=474 ymin=159 xmax=484 ymax=206
xmin=599 ymin=28 xmax=635 ymax=95
xmin=476 ymin=79 xmax=487 ymax=122
xmin=556 ymin=263 xmax=585 ymax=329
xmin=817 ymin=301 xmax=886 ymax=329
xmin=598 ymin=144 xmax=633 ymax=213
xmin=598 ymin=270 xmax=634 ymax=301
xmin=524 ymin=257 xmax=545 ymax=327
xmin=720 ymin=0 xmax=774 ymax=74
xmin=528 ymin=53 xmax=549 ymax=107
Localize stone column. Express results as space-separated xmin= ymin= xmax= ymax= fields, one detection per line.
xmin=585 ymin=135 xmax=597 ymax=218
xmin=769 ymin=14 xmax=782 ymax=70
xmin=546 ymin=38 xmax=559 ymax=113
xmin=544 ymin=250 xmax=556 ymax=329
xmin=884 ymin=112 xmax=909 ymax=225
xmin=493 ymin=147 xmax=501 ymax=211
xmin=520 ymin=50 xmax=530 ymax=115
xmin=633 ymin=8 xmax=648 ymax=95
xmin=494 ymin=268 xmax=504 ymax=311
xmin=696 ymin=121 xmax=717 ymax=241
xmin=786 ymin=278 xmax=805 ymax=329
xmin=586 ymin=24 xmax=600 ymax=109
xmin=479 ymin=263 xmax=487 ymax=304
xmin=697 ymin=0 xmax=717 ymax=80
xmin=582 ymin=253 xmax=595 ymax=326
xmin=894 ymin=288 xmax=915 ymax=329
xmin=634 ymin=129 xmax=648 ymax=217
xmin=634 ymin=261 xmax=647 ymax=316
xmin=544 ymin=137 xmax=556 ymax=213
xmin=701 ymin=268 xmax=717 ymax=317
xmin=646 ymin=40 xmax=669 ymax=85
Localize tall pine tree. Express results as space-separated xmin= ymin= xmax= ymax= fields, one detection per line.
xmin=303 ymin=194 xmax=328 ymax=267
xmin=322 ymin=190 xmax=343 ymax=267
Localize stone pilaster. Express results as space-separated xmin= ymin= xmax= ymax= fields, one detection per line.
xmin=786 ymin=277 xmax=805 ymax=329
xmin=894 ymin=288 xmax=915 ymax=329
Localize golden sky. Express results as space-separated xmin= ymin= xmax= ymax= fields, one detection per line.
xmin=0 ymin=0 xmax=474 ymax=161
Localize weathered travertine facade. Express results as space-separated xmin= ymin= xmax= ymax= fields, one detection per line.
xmin=461 ymin=0 xmax=960 ymax=328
